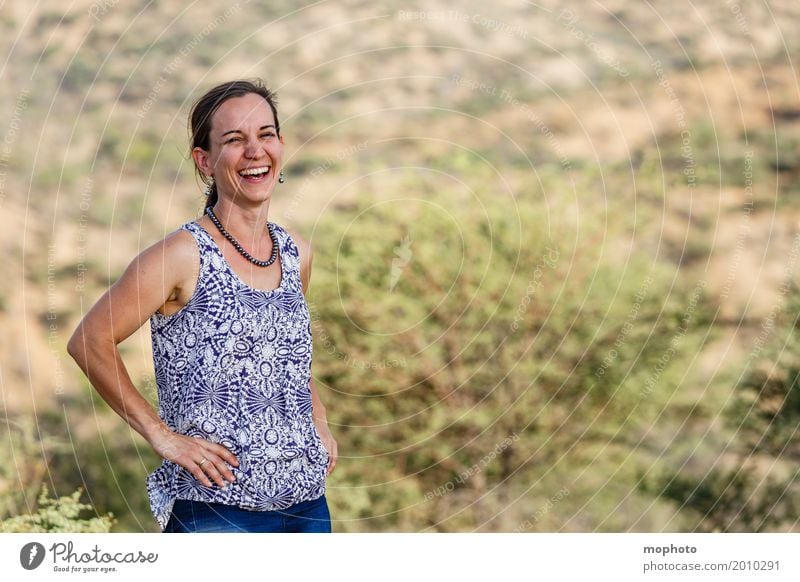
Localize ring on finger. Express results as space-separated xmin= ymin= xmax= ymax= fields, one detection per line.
xmin=198 ymin=457 xmax=208 ymax=467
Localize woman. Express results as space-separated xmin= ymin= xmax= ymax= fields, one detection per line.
xmin=67 ymin=79 xmax=338 ymax=533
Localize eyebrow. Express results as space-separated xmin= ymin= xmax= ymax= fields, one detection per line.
xmin=221 ymin=125 xmax=276 ymax=137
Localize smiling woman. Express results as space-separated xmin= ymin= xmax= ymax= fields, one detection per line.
xmin=191 ymin=83 xmax=285 ymax=210
xmin=67 ymin=79 xmax=338 ymax=533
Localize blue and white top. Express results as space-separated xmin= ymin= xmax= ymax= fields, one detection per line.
xmin=145 ymin=220 xmax=328 ymax=531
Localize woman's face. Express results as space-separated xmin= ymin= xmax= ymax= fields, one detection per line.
xmin=194 ymin=92 xmax=284 ymax=204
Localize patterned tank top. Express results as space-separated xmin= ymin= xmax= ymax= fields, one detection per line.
xmin=145 ymin=220 xmax=328 ymax=531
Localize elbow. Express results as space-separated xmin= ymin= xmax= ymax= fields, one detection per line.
xmin=66 ymin=333 xmax=81 ymax=361
xmin=67 ymin=325 xmax=88 ymax=361
xmin=68 ymin=324 xmax=116 ymax=364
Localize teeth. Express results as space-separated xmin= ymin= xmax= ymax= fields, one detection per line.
xmin=239 ymin=166 xmax=271 ymax=177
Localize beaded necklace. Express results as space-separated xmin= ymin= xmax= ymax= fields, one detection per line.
xmin=205 ymin=206 xmax=278 ymax=267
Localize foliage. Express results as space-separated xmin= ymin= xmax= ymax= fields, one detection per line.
xmin=641 ymin=463 xmax=799 ymax=533
xmin=641 ymin=284 xmax=800 ymax=532
xmin=307 ymin=179 xmax=711 ymax=531
xmin=0 ymin=415 xmax=115 ymax=532
xmin=0 ymin=416 xmax=52 ymax=520
xmin=730 ymin=285 xmax=800 ymax=456
xmin=1 ymin=402 xmax=164 ymax=533
xmin=1 ymin=485 xmax=114 ymax=533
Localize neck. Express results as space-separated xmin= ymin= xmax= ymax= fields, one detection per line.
xmin=210 ymin=198 xmax=272 ymax=248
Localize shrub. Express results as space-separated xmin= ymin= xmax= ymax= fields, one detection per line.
xmin=1 ymin=486 xmax=114 ymax=533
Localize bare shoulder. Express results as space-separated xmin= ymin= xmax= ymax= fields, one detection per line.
xmin=70 ymin=225 xmax=201 ymax=346
xmin=137 ymin=226 xmax=200 ymax=313
xmin=165 ymin=224 xmax=201 ymax=285
xmin=143 ymin=227 xmax=198 ymax=275
xmin=164 ymin=226 xmax=200 ymax=263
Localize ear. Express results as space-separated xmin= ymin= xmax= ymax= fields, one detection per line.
xmin=192 ymin=146 xmax=213 ymax=177
xmin=278 ymin=133 xmax=285 ymax=145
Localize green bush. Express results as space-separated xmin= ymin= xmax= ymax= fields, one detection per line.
xmin=0 ymin=415 xmax=115 ymax=532
xmin=307 ymin=181 xmax=708 ymax=531
xmin=1 ymin=486 xmax=114 ymax=533
xmin=641 ymin=284 xmax=800 ymax=532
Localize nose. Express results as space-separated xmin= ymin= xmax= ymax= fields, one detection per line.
xmin=244 ymin=138 xmax=265 ymax=159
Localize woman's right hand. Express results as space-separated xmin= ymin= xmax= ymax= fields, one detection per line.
xmin=148 ymin=425 xmax=239 ymax=488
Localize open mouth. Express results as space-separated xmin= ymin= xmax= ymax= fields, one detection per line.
xmin=238 ymin=166 xmax=271 ymax=183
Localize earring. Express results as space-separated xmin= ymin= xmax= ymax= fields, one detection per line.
xmin=278 ymin=170 xmax=285 ymax=184
xmin=204 ymin=176 xmax=214 ymax=196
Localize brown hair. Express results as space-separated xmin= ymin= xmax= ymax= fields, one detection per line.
xmin=188 ymin=79 xmax=280 ymax=209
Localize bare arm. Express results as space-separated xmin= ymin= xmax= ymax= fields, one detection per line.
xmin=67 ymin=230 xmax=238 ymax=488
xmin=291 ymin=228 xmax=338 ymax=475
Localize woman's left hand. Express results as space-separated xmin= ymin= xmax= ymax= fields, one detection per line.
xmin=314 ymin=418 xmax=338 ymax=476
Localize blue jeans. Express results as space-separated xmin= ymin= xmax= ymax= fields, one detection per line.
xmin=164 ymin=495 xmax=332 ymax=533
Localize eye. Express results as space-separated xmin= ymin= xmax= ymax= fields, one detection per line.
xmin=225 ymin=136 xmax=243 ymax=144
xmin=260 ymin=132 xmax=275 ymax=139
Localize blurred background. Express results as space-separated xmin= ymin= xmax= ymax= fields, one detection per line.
xmin=1 ymin=0 xmax=799 ymax=532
